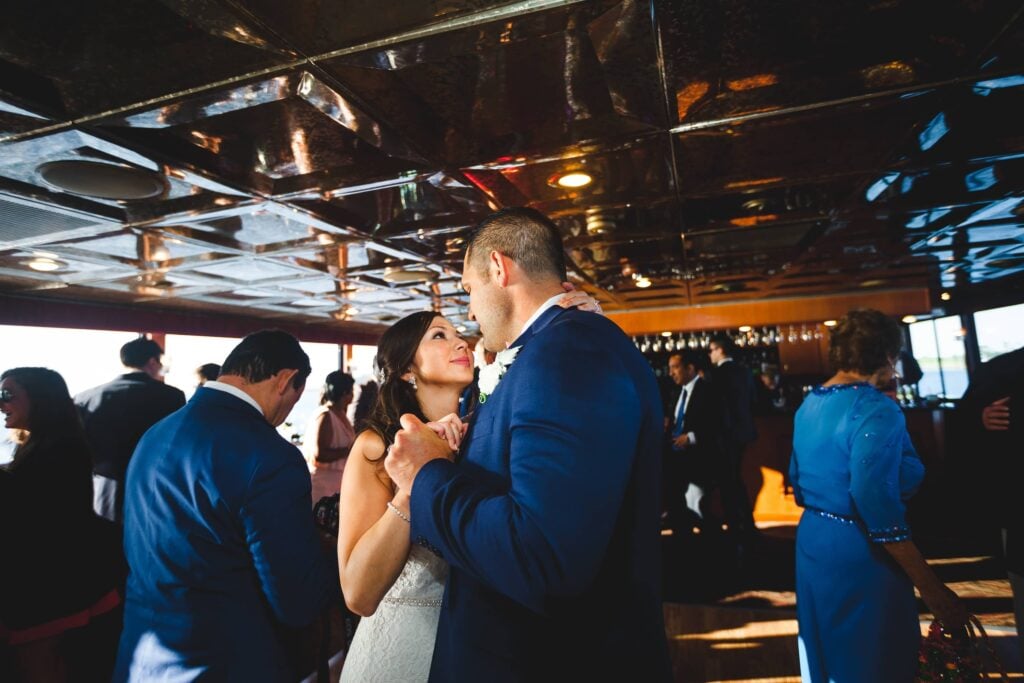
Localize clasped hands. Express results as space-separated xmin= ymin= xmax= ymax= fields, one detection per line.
xmin=384 ymin=412 xmax=468 ymax=494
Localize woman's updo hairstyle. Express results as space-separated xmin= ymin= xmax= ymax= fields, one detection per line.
xmin=828 ymin=308 xmax=903 ymax=376
xmin=361 ymin=311 xmax=436 ymax=453
xmin=320 ymin=371 xmax=355 ymax=405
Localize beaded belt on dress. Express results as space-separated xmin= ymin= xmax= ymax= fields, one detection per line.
xmin=805 ymin=507 xmax=911 ymax=543
xmin=381 ymin=596 xmax=441 ymax=607
xmin=806 ymin=507 xmax=858 ymax=525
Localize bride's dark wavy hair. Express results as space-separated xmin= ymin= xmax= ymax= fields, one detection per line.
xmin=361 ymin=311 xmax=436 ymax=461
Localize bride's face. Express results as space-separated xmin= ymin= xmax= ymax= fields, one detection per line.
xmin=407 ymin=316 xmax=474 ymax=389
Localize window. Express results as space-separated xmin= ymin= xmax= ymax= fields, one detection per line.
xmin=0 ymin=325 xmax=142 ymax=465
xmin=973 ymin=302 xmax=1024 ymax=363
xmin=907 ymin=316 xmax=969 ymax=398
xmin=0 ymin=324 xmax=139 ymax=396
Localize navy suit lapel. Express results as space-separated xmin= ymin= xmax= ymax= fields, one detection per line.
xmin=509 ymin=303 xmax=566 ymax=350
xmin=460 ymin=305 xmax=568 ymax=458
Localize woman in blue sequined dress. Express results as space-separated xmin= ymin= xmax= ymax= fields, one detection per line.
xmin=789 ymin=309 xmax=967 ymax=682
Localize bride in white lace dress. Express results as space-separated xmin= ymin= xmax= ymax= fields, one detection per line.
xmin=337 ymin=291 xmax=600 ymax=681
xmin=336 ymin=312 xmax=471 ymax=682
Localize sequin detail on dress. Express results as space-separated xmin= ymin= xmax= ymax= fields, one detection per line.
xmin=811 ymin=381 xmax=871 ymax=396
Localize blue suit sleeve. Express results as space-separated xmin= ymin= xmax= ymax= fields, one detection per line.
xmin=241 ymin=445 xmax=337 ymax=626
xmin=847 ymin=399 xmax=912 ymax=543
xmin=409 ymin=332 xmax=646 ymax=614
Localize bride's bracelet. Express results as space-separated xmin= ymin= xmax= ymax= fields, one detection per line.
xmin=386 ymin=500 xmax=411 ymax=524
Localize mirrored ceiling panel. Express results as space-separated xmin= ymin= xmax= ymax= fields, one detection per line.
xmin=2 ymin=0 xmax=1024 ymax=329
xmin=0 ymin=0 xmax=295 ymax=119
xmin=230 ymin=0 xmax=545 ymax=55
xmin=658 ymin=0 xmax=1024 ymax=128
xmin=318 ymin=0 xmax=664 ymax=167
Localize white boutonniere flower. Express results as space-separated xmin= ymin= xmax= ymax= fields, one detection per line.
xmin=477 ymin=346 xmax=521 ymax=404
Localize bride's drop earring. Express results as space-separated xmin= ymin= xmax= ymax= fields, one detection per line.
xmin=407 ymin=375 xmax=417 ymax=390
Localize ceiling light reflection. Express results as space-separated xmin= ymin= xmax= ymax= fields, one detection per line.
xmin=554 ymin=172 xmax=592 ymax=189
xmin=25 ymin=257 xmax=63 ymax=272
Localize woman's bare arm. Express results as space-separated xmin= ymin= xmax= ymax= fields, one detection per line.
xmin=883 ymin=540 xmax=968 ymax=630
xmin=336 ymin=431 xmax=412 ymax=616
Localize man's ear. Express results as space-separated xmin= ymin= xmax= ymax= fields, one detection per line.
xmin=274 ymin=368 xmax=300 ymax=395
xmin=489 ymin=250 xmax=511 ymax=288
xmin=143 ymin=357 xmax=163 ymax=379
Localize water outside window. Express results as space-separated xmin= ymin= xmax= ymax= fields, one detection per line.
xmin=974 ymin=302 xmax=1024 ymax=363
xmin=907 ymin=316 xmax=969 ymax=399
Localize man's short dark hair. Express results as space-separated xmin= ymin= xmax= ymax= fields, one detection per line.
xmin=121 ymin=337 xmax=164 ymax=369
xmin=466 ymin=207 xmax=567 ymax=281
xmin=676 ymin=349 xmax=704 ymax=368
xmin=709 ymin=334 xmax=737 ymax=358
xmin=196 ymin=363 xmax=221 ymax=382
xmin=220 ymin=330 xmax=311 ymax=389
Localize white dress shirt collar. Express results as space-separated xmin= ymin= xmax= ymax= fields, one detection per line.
xmin=203 ymin=380 xmax=264 ymax=417
xmin=675 ymin=375 xmax=699 ymax=415
xmin=514 ymin=292 xmax=565 ymax=344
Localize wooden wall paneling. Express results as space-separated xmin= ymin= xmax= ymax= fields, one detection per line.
xmin=606 ymin=289 xmax=931 ymax=336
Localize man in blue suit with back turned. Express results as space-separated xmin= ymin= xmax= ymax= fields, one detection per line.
xmin=386 ymin=208 xmax=672 ymax=682
xmin=114 ymin=330 xmax=337 ymax=681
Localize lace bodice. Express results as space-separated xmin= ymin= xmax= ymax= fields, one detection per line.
xmin=381 ymin=545 xmax=448 ymax=604
xmin=339 ymin=546 xmax=448 ymax=682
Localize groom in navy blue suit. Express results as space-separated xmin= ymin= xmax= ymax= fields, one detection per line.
xmin=387 ymin=208 xmax=672 ymax=681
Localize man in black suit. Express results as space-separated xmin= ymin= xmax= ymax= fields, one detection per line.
xmin=665 ymin=350 xmax=722 ymax=532
xmin=958 ymin=346 xmax=1024 ymax=656
xmin=708 ymin=334 xmax=758 ymax=536
xmin=76 ymin=337 xmax=186 ymax=523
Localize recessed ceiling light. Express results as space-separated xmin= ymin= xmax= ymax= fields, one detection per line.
xmin=738 ymin=325 xmax=752 ymax=332
xmin=940 ymin=291 xmax=951 ymax=301
xmin=660 ymin=331 xmax=672 ymax=337
xmin=382 ymin=265 xmax=435 ymax=283
xmin=901 ymin=315 xmax=918 ymax=324
xmin=634 ymin=276 xmax=652 ymax=289
xmin=553 ymin=171 xmax=592 ymax=189
xmin=24 ymin=257 xmax=63 ymax=272
xmin=37 ymin=160 xmax=168 ymax=200
xmin=823 ymin=319 xmax=837 ymax=327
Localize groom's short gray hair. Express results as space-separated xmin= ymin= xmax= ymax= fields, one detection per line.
xmin=466 ymin=207 xmax=567 ymax=282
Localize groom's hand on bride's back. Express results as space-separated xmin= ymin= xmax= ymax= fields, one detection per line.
xmin=385 ymin=413 xmax=455 ymax=493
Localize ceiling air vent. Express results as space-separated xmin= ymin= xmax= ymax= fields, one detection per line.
xmin=0 ymin=194 xmax=112 ymax=248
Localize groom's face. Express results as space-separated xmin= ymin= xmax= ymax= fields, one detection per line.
xmin=463 ymin=250 xmax=512 ymax=353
